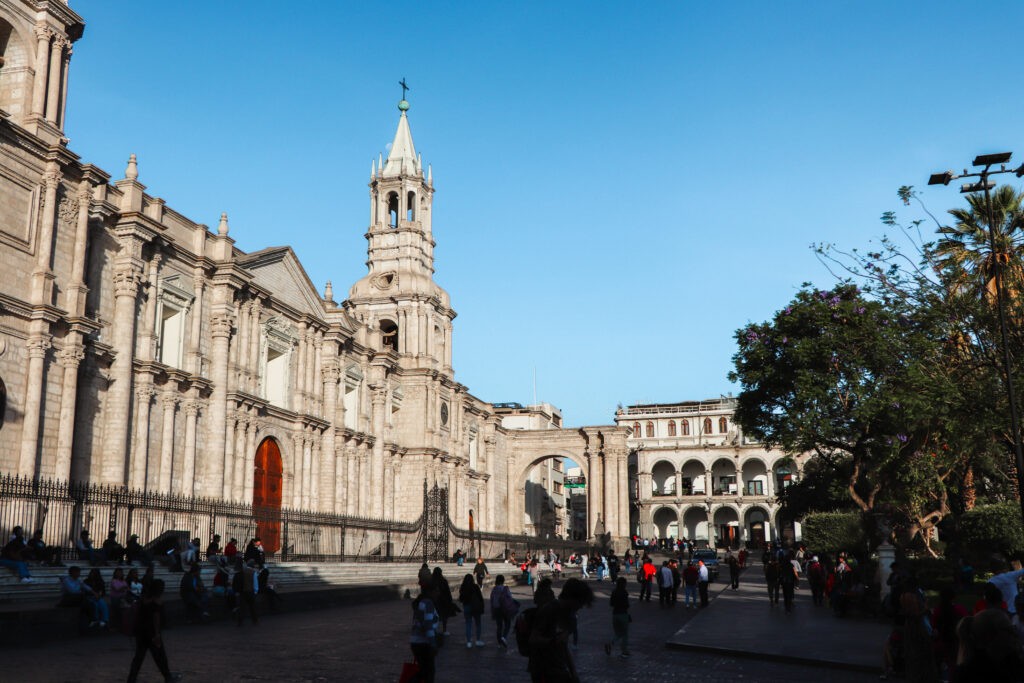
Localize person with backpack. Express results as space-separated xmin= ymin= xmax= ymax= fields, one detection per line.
xmin=527 ymin=578 xmax=594 ymax=683
xmin=126 ymin=579 xmax=181 ymax=683
xmin=682 ymin=560 xmax=699 ymax=608
xmin=638 ymin=557 xmax=655 ymax=601
xmin=409 ymin=582 xmax=441 ymax=683
xmin=764 ymin=554 xmax=781 ymax=606
xmin=806 ymin=555 xmax=826 ymax=606
xmin=604 ymin=576 xmax=631 ymax=659
xmin=489 ymin=574 xmax=518 ymax=648
xmin=458 ymin=573 xmax=485 ymax=648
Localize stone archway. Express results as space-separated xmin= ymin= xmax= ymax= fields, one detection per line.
xmin=253 ymin=437 xmax=283 ymax=553
xmin=507 ymin=427 xmax=630 ymax=546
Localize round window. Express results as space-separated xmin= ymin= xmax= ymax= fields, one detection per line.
xmin=440 ymin=402 xmax=449 ymax=426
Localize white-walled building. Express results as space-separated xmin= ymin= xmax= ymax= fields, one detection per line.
xmin=617 ymin=398 xmax=806 ymax=548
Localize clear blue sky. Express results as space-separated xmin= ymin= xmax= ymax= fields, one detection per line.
xmin=68 ymin=1 xmax=1024 ymax=427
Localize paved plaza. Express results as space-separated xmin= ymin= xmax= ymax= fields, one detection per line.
xmin=13 ymin=570 xmax=881 ymax=682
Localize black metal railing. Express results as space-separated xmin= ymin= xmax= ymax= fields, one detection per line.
xmin=0 ymin=474 xmax=588 ymax=564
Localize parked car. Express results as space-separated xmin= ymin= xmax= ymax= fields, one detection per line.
xmin=692 ymin=549 xmax=719 ymax=580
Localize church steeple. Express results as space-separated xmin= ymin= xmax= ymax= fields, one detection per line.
xmin=345 ymin=94 xmax=454 ymax=374
xmin=365 ymin=97 xmax=434 ymax=277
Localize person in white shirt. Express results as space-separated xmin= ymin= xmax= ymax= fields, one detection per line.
xmin=697 ymin=561 xmax=710 ymax=607
xmin=988 ymin=562 xmax=1024 ymax=616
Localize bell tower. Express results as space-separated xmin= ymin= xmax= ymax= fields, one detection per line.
xmin=345 ymin=95 xmax=455 ymax=375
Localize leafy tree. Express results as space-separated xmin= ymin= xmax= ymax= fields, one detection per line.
xmin=802 ymin=511 xmax=866 ymax=557
xmin=729 ymin=284 xmax=975 ymax=553
xmin=957 ymin=502 xmax=1024 ymax=567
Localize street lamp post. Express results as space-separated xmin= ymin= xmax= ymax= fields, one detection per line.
xmin=929 ymin=152 xmax=1024 ymax=528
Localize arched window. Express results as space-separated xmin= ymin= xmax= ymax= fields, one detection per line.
xmin=667 ymin=420 xmax=676 ymax=437
xmin=632 ymin=422 xmax=641 ymax=437
xmin=406 ymin=191 xmax=416 ymax=222
xmin=387 ymin=192 xmax=399 ymax=228
xmin=719 ymin=417 xmax=728 ymax=433
xmin=703 ymin=417 xmax=712 ymax=434
xmin=680 ymin=420 xmax=689 ymax=436
xmin=645 ymin=421 xmax=654 ymax=437
xmin=0 ymin=20 xmax=31 ymax=122
xmin=381 ymin=319 xmax=398 ymax=352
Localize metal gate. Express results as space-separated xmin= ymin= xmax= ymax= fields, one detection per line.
xmin=420 ymin=481 xmax=449 ymax=562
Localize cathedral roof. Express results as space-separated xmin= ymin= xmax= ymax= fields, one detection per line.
xmin=382 ymin=104 xmax=419 ymax=178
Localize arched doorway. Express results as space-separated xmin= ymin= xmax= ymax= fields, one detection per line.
xmin=253 ymin=437 xmax=283 ymax=554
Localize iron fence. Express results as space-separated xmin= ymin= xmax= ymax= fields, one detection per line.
xmin=0 ymin=474 xmax=588 ymax=564
xmin=0 ymin=474 xmax=420 ymax=563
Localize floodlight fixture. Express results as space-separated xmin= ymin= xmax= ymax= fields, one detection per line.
xmin=961 ymin=181 xmax=996 ymax=194
xmin=1015 ymin=164 xmax=1024 ymax=178
xmin=973 ymin=152 xmax=1012 ymax=167
xmin=928 ymin=171 xmax=954 ymax=186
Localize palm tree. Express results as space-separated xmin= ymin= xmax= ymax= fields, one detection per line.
xmin=934 ymin=185 xmax=1024 ymax=302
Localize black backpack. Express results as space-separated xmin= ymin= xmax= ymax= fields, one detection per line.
xmin=514 ymin=606 xmax=537 ymax=656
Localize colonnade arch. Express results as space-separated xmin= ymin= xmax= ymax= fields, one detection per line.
xmin=507 ymin=427 xmax=630 ymax=545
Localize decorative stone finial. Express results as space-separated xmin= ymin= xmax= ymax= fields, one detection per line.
xmin=125 ymin=153 xmax=138 ymax=180
xmin=217 ymin=212 xmax=229 ymax=236
xmin=427 ymin=164 xmax=432 ymax=185
xmin=378 ymin=153 xmax=383 ymax=175
xmin=371 ymin=159 xmax=376 ymax=180
xmin=324 ymin=280 xmax=334 ymax=301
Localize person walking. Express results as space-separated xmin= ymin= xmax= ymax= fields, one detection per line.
xmin=806 ymin=555 xmax=826 ymax=606
xmin=236 ymin=559 xmax=259 ymax=626
xmin=779 ymin=551 xmax=798 ymax=614
xmin=458 ymin=574 xmax=485 ymax=648
xmin=682 ymin=561 xmax=699 ymax=608
xmin=528 ymin=578 xmax=594 ymax=683
xmin=764 ymin=554 xmax=781 ymax=606
xmin=697 ymin=560 xmax=710 ymax=607
xmin=726 ymin=550 xmax=740 ymax=589
xmin=473 ymin=556 xmax=489 ymax=588
xmin=639 ymin=557 xmax=655 ymax=601
xmin=489 ymin=574 xmax=517 ymax=648
xmin=604 ymin=576 xmax=631 ymax=659
xmin=127 ymin=579 xmax=181 ymax=683
xmin=409 ymin=582 xmax=441 ymax=683
xmin=431 ymin=567 xmax=456 ymax=636
xmin=657 ymin=561 xmax=672 ymax=607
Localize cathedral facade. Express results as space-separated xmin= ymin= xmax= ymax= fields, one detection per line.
xmin=0 ymin=1 xmax=630 ymax=543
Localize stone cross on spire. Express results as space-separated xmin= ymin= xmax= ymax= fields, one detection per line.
xmin=399 ymin=77 xmax=410 ymax=100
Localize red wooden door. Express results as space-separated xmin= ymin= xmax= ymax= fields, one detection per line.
xmin=253 ymin=437 xmax=283 ymax=554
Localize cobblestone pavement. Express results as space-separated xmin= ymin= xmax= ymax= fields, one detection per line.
xmin=17 ymin=575 xmax=878 ymax=682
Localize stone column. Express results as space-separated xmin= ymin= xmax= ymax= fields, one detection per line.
xmin=180 ymin=400 xmax=199 ymax=496
xmin=102 ymin=260 xmax=143 ymax=484
xmin=231 ymin=415 xmax=247 ymax=502
xmin=130 ymin=384 xmax=155 ymax=490
xmin=64 ymin=180 xmax=92 ymax=315
xmin=674 ymin=470 xmax=683 ymax=497
xmin=383 ymin=461 xmax=395 ymax=519
xmin=201 ymin=311 xmax=233 ymax=497
xmin=618 ymin=453 xmax=630 ymax=539
xmin=221 ymin=413 xmax=237 ymax=500
xmin=53 ymin=342 xmax=84 ymax=480
xmin=705 ymin=468 xmax=714 ymax=496
xmin=589 ymin=451 xmax=604 ymax=539
xmin=17 ymin=336 xmax=51 ymax=476
xmin=294 ymin=323 xmax=307 ymax=411
xmin=156 ymin=392 xmax=177 ymax=493
xmin=243 ymin=420 xmax=259 ymax=504
xmin=57 ymin=43 xmax=71 ymax=129
xmin=247 ymin=300 xmax=262 ymax=393
xmin=310 ymin=435 xmax=321 ymax=508
xmin=138 ymin=252 xmax=160 ymax=360
xmin=358 ymin=445 xmax=371 ymax=516
xmin=305 ymin=331 xmax=317 ymax=415
xmin=188 ymin=275 xmax=204 ymax=374
xmin=334 ymin=446 xmax=347 ymax=515
xmin=344 ymin=445 xmax=358 ymax=515
xmin=369 ymin=386 xmax=387 ymax=517
xmin=320 ymin=361 xmax=339 ymax=511
xmin=291 ymin=432 xmax=304 ymax=508
xmin=604 ymin=453 xmax=619 ymax=538
xmin=44 ymin=36 xmax=64 ymax=123
xmin=236 ymin=301 xmax=251 ymax=388
xmin=302 ymin=433 xmax=313 ymax=509
xmin=30 ymin=25 xmax=50 ymax=117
